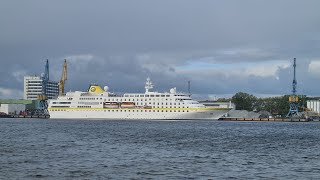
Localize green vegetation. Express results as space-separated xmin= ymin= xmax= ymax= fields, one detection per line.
xmin=229 ymin=92 xmax=308 ymax=117
xmin=231 ymin=92 xmax=257 ymax=111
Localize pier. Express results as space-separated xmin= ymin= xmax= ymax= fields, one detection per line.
xmin=1 ymin=115 xmax=50 ymax=119
xmin=219 ymin=117 xmax=309 ymax=122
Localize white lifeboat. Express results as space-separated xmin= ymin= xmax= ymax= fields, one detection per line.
xmin=103 ymin=102 xmax=119 ymax=108
xmin=121 ymin=102 xmax=136 ymax=108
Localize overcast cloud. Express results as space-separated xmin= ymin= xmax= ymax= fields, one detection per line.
xmin=0 ymin=0 xmax=320 ymax=99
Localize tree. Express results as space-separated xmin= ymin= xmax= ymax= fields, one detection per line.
xmin=216 ymin=98 xmax=232 ymax=102
xmin=262 ymin=96 xmax=289 ymax=116
xmin=231 ymin=92 xmax=257 ymax=111
xmin=230 ymin=92 xmax=309 ymax=117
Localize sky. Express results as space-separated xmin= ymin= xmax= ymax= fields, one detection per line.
xmin=0 ymin=0 xmax=320 ymax=100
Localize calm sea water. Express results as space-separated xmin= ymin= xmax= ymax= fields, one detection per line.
xmin=1 ymin=118 xmax=320 ymax=179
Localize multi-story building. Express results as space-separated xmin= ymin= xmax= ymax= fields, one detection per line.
xmin=23 ymin=76 xmax=59 ymax=100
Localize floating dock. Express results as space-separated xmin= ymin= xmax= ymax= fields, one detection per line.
xmin=219 ymin=117 xmax=309 ymax=122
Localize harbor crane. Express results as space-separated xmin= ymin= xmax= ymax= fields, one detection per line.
xmin=41 ymin=59 xmax=49 ymax=97
xmin=59 ymin=59 xmax=67 ymax=96
xmin=36 ymin=60 xmax=49 ymax=115
xmin=286 ymin=58 xmax=303 ymax=118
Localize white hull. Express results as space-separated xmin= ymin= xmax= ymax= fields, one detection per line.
xmin=49 ymin=109 xmax=229 ymax=120
xmin=48 ymin=78 xmax=232 ymax=120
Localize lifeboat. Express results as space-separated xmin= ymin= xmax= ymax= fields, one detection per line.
xmin=103 ymin=102 xmax=119 ymax=108
xmin=143 ymin=105 xmax=152 ymax=109
xmin=121 ymin=102 xmax=136 ymax=108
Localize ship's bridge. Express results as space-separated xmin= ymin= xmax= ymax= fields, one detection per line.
xmin=183 ymin=100 xmax=205 ymax=108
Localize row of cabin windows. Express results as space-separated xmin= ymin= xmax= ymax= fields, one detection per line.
xmin=51 ymin=106 xmax=70 ymax=108
xmin=78 ymin=97 xmax=188 ymax=103
xmin=77 ymin=97 xmax=187 ymax=105
xmin=78 ymin=97 xmax=177 ymax=102
xmin=80 ymin=97 xmax=102 ymax=100
xmin=77 ymin=106 xmax=91 ymax=108
xmin=105 ymin=110 xmax=189 ymax=112
xmin=80 ymin=97 xmax=95 ymax=100
xmin=75 ymin=100 xmax=185 ymax=107
xmin=78 ymin=102 xmax=100 ymax=105
xmin=66 ymin=102 xmax=185 ymax=108
xmin=124 ymin=94 xmax=170 ymax=97
xmin=105 ymin=105 xmax=187 ymax=108
xmin=102 ymin=98 xmax=173 ymax=102
xmin=132 ymin=102 xmax=183 ymax=106
xmin=146 ymin=102 xmax=184 ymax=108
xmin=52 ymin=102 xmax=71 ymax=104
xmin=52 ymin=109 xmax=189 ymax=112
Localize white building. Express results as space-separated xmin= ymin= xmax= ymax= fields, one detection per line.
xmin=0 ymin=104 xmax=25 ymax=115
xmin=307 ymin=100 xmax=320 ymax=114
xmin=24 ymin=76 xmax=59 ymax=100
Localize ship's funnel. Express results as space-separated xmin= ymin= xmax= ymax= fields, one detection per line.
xmin=88 ymin=85 xmax=104 ymax=93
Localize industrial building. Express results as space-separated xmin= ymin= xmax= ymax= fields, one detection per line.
xmin=23 ymin=76 xmax=59 ymax=100
xmin=307 ymin=100 xmax=320 ymax=114
xmin=0 ymin=99 xmax=49 ymax=115
xmin=0 ymin=99 xmax=38 ymax=115
xmin=0 ymin=104 xmax=25 ymax=115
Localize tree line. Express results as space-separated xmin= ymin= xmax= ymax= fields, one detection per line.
xmin=218 ymin=92 xmax=310 ymax=117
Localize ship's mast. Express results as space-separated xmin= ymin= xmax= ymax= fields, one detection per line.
xmin=145 ymin=77 xmax=154 ymax=93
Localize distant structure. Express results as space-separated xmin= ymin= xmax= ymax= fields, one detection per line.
xmin=0 ymin=103 xmax=25 ymax=115
xmin=286 ymin=58 xmax=303 ymax=118
xmin=307 ymin=100 xmax=320 ymax=114
xmin=59 ymin=59 xmax=67 ymax=96
xmin=23 ymin=60 xmax=59 ymax=100
xmin=42 ymin=59 xmax=50 ymax=96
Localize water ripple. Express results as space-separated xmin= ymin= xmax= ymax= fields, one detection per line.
xmin=1 ymin=119 xmax=320 ymax=179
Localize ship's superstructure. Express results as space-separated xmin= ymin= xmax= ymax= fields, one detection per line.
xmin=48 ymin=78 xmax=231 ymax=120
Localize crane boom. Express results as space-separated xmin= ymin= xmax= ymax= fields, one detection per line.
xmin=42 ymin=59 xmax=49 ymax=97
xmin=59 ymin=59 xmax=67 ymax=96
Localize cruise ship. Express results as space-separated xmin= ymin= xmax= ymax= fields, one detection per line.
xmin=48 ymin=78 xmax=232 ymax=120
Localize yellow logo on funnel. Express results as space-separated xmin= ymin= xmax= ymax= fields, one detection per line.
xmin=90 ymin=87 xmax=96 ymax=92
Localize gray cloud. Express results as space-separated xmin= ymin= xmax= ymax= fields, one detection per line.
xmin=0 ymin=0 xmax=320 ymax=99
